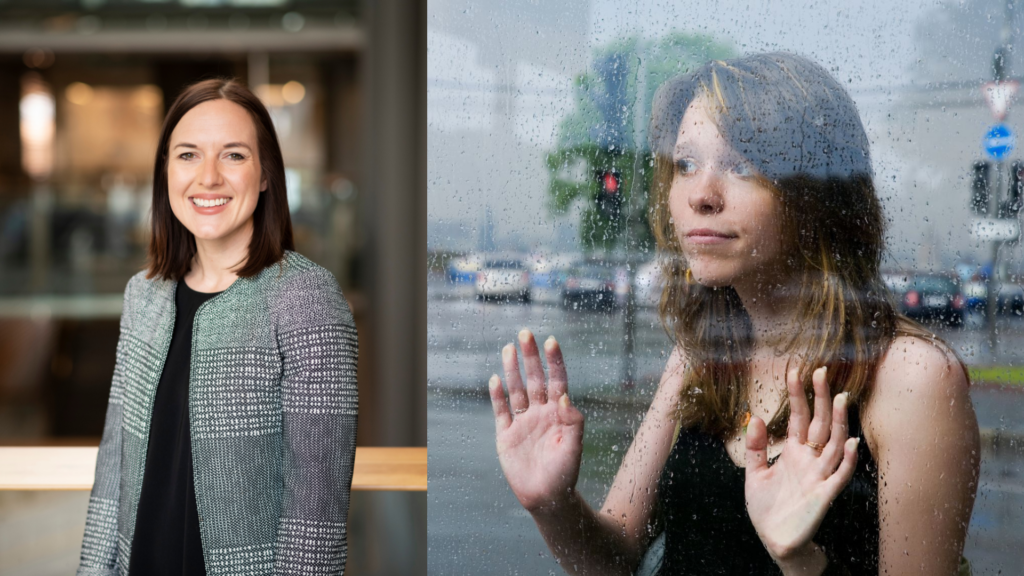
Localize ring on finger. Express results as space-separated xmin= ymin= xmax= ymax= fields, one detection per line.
xmin=513 ymin=408 xmax=527 ymax=415
xmin=804 ymin=440 xmax=825 ymax=453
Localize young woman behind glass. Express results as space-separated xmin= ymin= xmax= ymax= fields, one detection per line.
xmin=488 ymin=53 xmax=979 ymax=575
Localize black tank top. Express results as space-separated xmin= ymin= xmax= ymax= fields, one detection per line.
xmin=657 ymin=406 xmax=879 ymax=575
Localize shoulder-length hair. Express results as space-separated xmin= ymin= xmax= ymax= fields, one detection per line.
xmin=647 ymin=52 xmax=965 ymax=438
xmin=145 ymin=78 xmax=294 ymax=281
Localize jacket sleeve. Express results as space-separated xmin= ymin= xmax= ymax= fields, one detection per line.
xmin=273 ymin=268 xmax=359 ymax=576
xmin=77 ymin=276 xmax=134 ymax=576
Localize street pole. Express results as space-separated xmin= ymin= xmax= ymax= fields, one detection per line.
xmin=988 ymin=170 xmax=1000 ymax=348
xmin=621 ymin=227 xmax=637 ymax=389
xmin=620 ymin=45 xmax=646 ymax=390
xmin=987 ymin=7 xmax=1014 ymax=349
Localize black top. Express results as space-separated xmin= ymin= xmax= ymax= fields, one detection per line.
xmin=657 ymin=407 xmax=879 ymax=575
xmin=129 ymin=279 xmax=222 ymax=576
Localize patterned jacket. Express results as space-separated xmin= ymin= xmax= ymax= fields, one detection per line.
xmin=77 ymin=250 xmax=359 ymax=576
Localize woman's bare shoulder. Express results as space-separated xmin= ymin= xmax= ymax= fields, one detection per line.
xmin=656 ymin=344 xmax=688 ymax=389
xmin=666 ymin=344 xmax=688 ymax=371
xmin=862 ymin=333 xmax=972 ymax=452
xmin=878 ymin=332 xmax=964 ymax=375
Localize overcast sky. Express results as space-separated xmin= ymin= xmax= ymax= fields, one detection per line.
xmin=428 ymin=0 xmax=1022 ymax=270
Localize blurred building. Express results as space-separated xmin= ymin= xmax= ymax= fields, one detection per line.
xmin=0 ymin=1 xmax=425 ymax=575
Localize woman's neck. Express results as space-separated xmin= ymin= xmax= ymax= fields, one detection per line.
xmin=731 ymin=272 xmax=803 ymax=351
xmin=186 ymin=219 xmax=253 ymax=293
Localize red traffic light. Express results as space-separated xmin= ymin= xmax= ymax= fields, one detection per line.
xmin=599 ymin=171 xmax=620 ymax=194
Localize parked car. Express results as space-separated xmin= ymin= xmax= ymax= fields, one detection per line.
xmin=447 ymin=254 xmax=483 ymax=285
xmin=527 ymin=252 xmax=573 ymax=305
xmin=882 ymin=272 xmax=911 ymax=304
xmin=944 ymin=277 xmax=1023 ymax=316
xmin=962 ymin=277 xmax=986 ymax=313
xmin=895 ymin=274 xmax=965 ymax=327
xmin=635 ymin=259 xmax=665 ymax=308
xmin=475 ymin=259 xmax=530 ymax=302
xmin=561 ymin=262 xmax=618 ymax=310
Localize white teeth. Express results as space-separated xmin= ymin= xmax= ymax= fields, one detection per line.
xmin=193 ymin=197 xmax=229 ymax=207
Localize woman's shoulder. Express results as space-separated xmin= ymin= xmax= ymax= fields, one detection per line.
xmin=264 ymin=250 xmax=353 ymax=326
xmin=861 ymin=325 xmax=971 ymax=453
xmin=268 ymin=249 xmax=325 ymax=278
xmin=657 ymin=344 xmax=688 ymax=391
xmin=120 ymin=268 xmax=174 ymax=324
xmin=259 ymin=250 xmax=341 ymax=292
xmin=876 ymin=320 xmax=967 ymax=386
xmin=666 ymin=343 xmax=688 ymax=370
xmin=126 ymin=268 xmax=171 ymax=295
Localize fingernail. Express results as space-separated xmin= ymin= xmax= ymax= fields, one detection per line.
xmin=559 ymin=393 xmax=570 ymax=407
xmin=544 ymin=335 xmax=557 ymax=350
xmin=502 ymin=344 xmax=513 ymax=360
xmin=489 ymin=374 xmax=500 ymax=389
xmin=518 ymin=328 xmax=532 ymax=342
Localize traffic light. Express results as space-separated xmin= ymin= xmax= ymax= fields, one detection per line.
xmin=971 ymin=161 xmax=991 ymax=215
xmin=596 ymin=170 xmax=623 ymax=220
xmin=1005 ymin=160 xmax=1023 ymax=218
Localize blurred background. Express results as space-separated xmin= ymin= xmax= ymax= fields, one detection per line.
xmin=428 ymin=0 xmax=1024 ymax=573
xmin=0 ymin=0 xmax=425 ymax=574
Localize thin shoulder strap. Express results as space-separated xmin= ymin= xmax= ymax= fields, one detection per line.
xmin=846 ymin=401 xmax=864 ymax=439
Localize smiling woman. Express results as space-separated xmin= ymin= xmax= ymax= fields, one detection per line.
xmin=149 ymin=80 xmax=291 ymax=286
xmin=76 ymin=79 xmax=359 ymax=576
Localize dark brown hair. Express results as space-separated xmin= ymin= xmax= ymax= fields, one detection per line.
xmin=145 ymin=78 xmax=294 ymax=281
xmin=647 ymin=53 xmax=967 ymax=438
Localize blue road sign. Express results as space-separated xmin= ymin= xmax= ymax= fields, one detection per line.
xmin=984 ymin=124 xmax=1015 ymax=160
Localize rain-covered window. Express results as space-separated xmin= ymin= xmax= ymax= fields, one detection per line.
xmin=429 ymin=1 xmax=1022 ymax=573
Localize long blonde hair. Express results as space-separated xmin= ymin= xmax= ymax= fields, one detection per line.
xmin=647 ymin=53 xmax=966 ymax=438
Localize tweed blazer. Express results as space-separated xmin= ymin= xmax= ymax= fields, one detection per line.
xmin=77 ymin=250 xmax=359 ymax=576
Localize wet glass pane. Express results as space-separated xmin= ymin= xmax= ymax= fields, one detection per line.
xmin=429 ymin=0 xmax=1023 ymax=573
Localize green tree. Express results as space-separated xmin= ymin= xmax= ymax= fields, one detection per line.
xmin=547 ymin=33 xmax=735 ymax=252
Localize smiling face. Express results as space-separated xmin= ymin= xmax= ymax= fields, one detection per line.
xmin=668 ymin=95 xmax=789 ymax=289
xmin=167 ymin=98 xmax=266 ymax=251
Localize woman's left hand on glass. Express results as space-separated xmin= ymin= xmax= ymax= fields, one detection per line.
xmin=744 ymin=366 xmax=859 ymax=574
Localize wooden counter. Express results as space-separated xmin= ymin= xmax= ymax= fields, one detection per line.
xmin=0 ymin=446 xmax=426 ymax=491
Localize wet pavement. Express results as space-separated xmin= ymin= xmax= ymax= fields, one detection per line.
xmin=428 ymin=277 xmax=1024 ymax=575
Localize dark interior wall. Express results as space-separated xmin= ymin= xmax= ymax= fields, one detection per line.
xmin=0 ymin=318 xmax=56 ymax=439
xmin=324 ymin=56 xmax=362 ymax=184
xmin=47 ymin=319 xmax=119 ymax=437
xmin=414 ymin=0 xmax=426 ymax=448
xmin=0 ymin=58 xmax=27 ymax=196
xmin=350 ymin=2 xmax=427 ymax=573
xmin=154 ymin=57 xmax=248 ymax=112
xmin=46 ymin=54 xmax=153 ymax=87
xmin=362 ymin=0 xmax=426 ymax=449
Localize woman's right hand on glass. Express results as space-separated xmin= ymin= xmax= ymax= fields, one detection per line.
xmin=489 ymin=328 xmax=585 ymax=514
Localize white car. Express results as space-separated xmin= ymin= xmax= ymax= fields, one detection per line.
xmin=527 ymin=252 xmax=573 ymax=305
xmin=475 ymin=259 xmax=530 ymax=302
xmin=634 ymin=260 xmax=665 ymax=308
